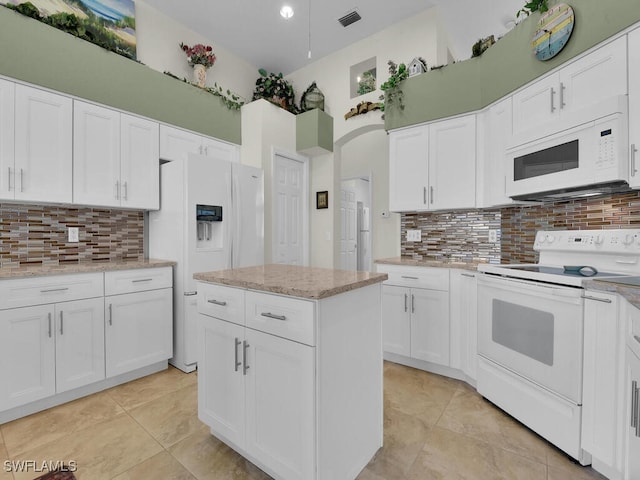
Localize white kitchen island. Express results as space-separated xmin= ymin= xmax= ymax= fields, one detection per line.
xmin=194 ymin=264 xmax=387 ymax=480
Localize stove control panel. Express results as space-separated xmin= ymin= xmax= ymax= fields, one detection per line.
xmin=534 ymin=229 xmax=640 ymax=253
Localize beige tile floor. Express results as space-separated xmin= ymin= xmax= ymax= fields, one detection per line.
xmin=0 ymin=362 xmax=607 ymax=480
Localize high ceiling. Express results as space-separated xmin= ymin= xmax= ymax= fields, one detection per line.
xmin=143 ymin=0 xmax=523 ymax=75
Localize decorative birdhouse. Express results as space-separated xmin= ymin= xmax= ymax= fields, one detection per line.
xmin=407 ymin=57 xmax=427 ymax=77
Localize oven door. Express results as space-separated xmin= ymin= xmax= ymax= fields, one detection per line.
xmin=477 ymin=273 xmax=584 ymax=403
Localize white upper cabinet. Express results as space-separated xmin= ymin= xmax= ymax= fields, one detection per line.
xmin=74 ymin=101 xmax=159 ymax=210
xmin=389 ymin=114 xmax=476 ymax=212
xmin=428 ymin=114 xmax=476 ymax=210
xmin=512 ymin=36 xmax=627 ymax=144
xmin=73 ymin=101 xmax=121 ymax=207
xmin=14 ymin=84 xmax=72 ymax=204
xmin=388 ymin=125 xmax=429 ymax=212
xmin=478 ymin=97 xmax=514 ymax=207
xmin=629 ymin=27 xmax=640 ymax=188
xmin=120 ymin=113 xmax=160 ymax=210
xmin=160 ymin=124 xmax=238 ymax=163
xmin=0 ymin=78 xmax=15 ymax=200
xmin=159 ymin=124 xmax=202 ymax=161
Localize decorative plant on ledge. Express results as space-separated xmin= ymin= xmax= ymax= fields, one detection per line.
xmin=163 ymin=71 xmax=244 ymax=111
xmin=379 ymin=61 xmax=409 ymax=113
xmin=517 ymin=0 xmax=549 ymax=18
xmin=252 ymin=69 xmax=299 ymax=114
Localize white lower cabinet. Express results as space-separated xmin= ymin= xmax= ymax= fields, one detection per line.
xmin=378 ymin=265 xmax=450 ymax=368
xmin=449 ymin=270 xmax=478 ymax=381
xmin=198 ymin=281 xmax=382 ymax=480
xmin=582 ymin=292 xmax=625 ymax=479
xmin=105 ymin=269 xmax=173 ymax=377
xmin=0 ymin=297 xmax=104 ymax=411
xmin=0 ymin=267 xmax=173 ymax=421
xmin=626 ymin=335 xmax=640 ymax=479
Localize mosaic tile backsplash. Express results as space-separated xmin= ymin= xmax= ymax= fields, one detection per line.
xmin=0 ymin=203 xmax=144 ymax=268
xmin=401 ymin=191 xmax=640 ymax=265
xmin=401 ymin=209 xmax=502 ymax=263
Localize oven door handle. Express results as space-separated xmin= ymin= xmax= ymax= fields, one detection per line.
xmin=478 ymin=274 xmax=583 ymax=302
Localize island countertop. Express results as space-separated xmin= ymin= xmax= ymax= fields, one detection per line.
xmin=193 ymin=264 xmax=388 ymax=299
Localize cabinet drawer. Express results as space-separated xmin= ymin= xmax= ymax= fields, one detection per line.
xmin=245 ymin=291 xmax=315 ymax=346
xmin=0 ymin=273 xmax=104 ymax=310
xmin=197 ymin=283 xmax=244 ymax=326
xmin=376 ymin=264 xmax=450 ymax=291
xmin=104 ymin=267 xmax=172 ymax=295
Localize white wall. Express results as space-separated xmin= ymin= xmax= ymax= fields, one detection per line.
xmin=310 ymin=153 xmax=336 ymax=268
xmin=240 ymin=99 xmax=297 ymax=264
xmin=135 ymin=0 xmax=257 ymax=103
xmin=286 ymin=7 xmax=447 ymax=142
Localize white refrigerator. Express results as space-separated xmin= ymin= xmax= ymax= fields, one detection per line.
xmin=148 ymin=154 xmax=264 ymax=372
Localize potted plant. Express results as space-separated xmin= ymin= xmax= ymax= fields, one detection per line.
xmin=180 ymin=42 xmax=216 ymax=88
xmin=252 ymin=69 xmax=298 ymax=113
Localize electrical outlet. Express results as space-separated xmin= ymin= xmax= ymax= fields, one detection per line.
xmin=68 ymin=227 xmax=79 ymax=243
xmin=489 ymin=229 xmax=498 ymax=243
xmin=406 ymin=229 xmax=422 ymax=242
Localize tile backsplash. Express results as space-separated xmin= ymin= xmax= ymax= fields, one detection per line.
xmin=0 ymin=203 xmax=144 ymax=268
xmin=401 ymin=209 xmax=502 ymax=263
xmin=401 ymin=191 xmax=640 ymax=265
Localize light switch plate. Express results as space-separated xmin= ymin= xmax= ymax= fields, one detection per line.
xmin=489 ymin=229 xmax=498 ymax=243
xmin=68 ymin=227 xmax=79 ymax=243
xmin=406 ymin=229 xmax=422 ymax=242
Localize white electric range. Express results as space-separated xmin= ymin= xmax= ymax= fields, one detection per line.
xmin=476 ymin=229 xmax=640 ymax=465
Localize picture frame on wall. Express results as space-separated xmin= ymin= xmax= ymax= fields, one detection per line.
xmin=316 ymin=191 xmax=328 ymax=209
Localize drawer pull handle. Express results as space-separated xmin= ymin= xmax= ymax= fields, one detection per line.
xmin=208 ymin=299 xmax=227 ymax=306
xmin=184 ymin=291 xmax=197 ymax=296
xmin=401 ymin=276 xmax=419 ymax=280
xmin=132 ymin=278 xmax=153 ymax=283
xmin=40 ymin=287 xmax=69 ymax=293
xmin=234 ymin=337 xmax=242 ymax=372
xmin=261 ymin=312 xmax=287 ymax=321
xmin=60 ymin=311 xmax=64 ymax=335
xmin=243 ymin=340 xmax=250 ymax=375
xmin=461 ymin=273 xmax=476 ymax=278
xmin=581 ymin=295 xmax=612 ymax=303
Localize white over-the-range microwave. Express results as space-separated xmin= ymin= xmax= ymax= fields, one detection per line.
xmin=506 ymin=95 xmax=630 ymax=201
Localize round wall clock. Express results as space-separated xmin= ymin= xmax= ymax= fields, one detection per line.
xmin=531 ymin=3 xmax=575 ymax=61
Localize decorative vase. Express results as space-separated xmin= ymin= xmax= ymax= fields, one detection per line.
xmin=193 ymin=64 xmax=207 ymax=88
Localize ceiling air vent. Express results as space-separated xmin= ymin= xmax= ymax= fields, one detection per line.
xmin=338 ymin=9 xmax=361 ymax=28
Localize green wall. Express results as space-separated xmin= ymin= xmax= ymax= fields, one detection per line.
xmin=0 ymin=7 xmax=241 ymax=144
xmin=385 ymin=0 xmax=640 ymax=130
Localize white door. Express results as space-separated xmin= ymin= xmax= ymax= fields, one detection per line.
xmin=233 ymin=163 xmax=264 ymax=268
xmin=244 ymin=328 xmax=315 ymax=480
xmin=0 ymin=78 xmax=15 ymax=200
xmin=159 ymin=124 xmax=202 ymax=161
xmin=512 ymin=73 xmax=560 ymax=138
xmin=273 ymin=154 xmax=305 ymax=265
xmin=429 ymin=115 xmax=476 ymax=210
xmin=449 ymin=271 xmax=478 ymax=380
xmin=340 ymin=186 xmax=357 ymax=271
xmin=480 ymin=97 xmax=513 ymax=207
xmin=0 ymin=304 xmax=56 ymax=410
xmin=627 ymin=344 xmax=640 ymax=479
xmin=381 ymin=285 xmax=411 ymax=356
xmin=73 ymin=101 xmax=121 ymax=207
xmin=105 ymin=289 xmax=172 ymax=377
xmin=120 ymin=113 xmax=160 ymax=210
xmin=197 ymin=316 xmax=245 ymax=448
xmin=388 ymin=126 xmax=429 ymax=212
xmin=55 ymin=298 xmax=105 ymax=393
xmin=629 ymin=27 xmax=640 ymax=188
xmin=411 ymin=287 xmax=450 ymax=366
xmin=14 ymin=84 xmax=72 ymax=203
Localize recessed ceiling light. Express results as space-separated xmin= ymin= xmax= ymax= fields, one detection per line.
xmin=280 ymin=5 xmax=294 ymax=19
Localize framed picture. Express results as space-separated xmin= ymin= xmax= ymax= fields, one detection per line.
xmin=316 ymin=191 xmax=328 ymax=209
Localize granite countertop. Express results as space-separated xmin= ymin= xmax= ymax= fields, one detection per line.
xmin=194 ymin=264 xmax=388 ymax=300
xmin=584 ymin=278 xmax=640 ymax=310
xmin=375 ymin=256 xmax=488 ymax=272
xmin=0 ymin=258 xmax=176 ymax=279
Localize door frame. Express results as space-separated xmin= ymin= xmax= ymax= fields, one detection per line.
xmin=340 ymin=174 xmax=373 ymax=271
xmin=271 ymin=148 xmax=310 ymax=266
